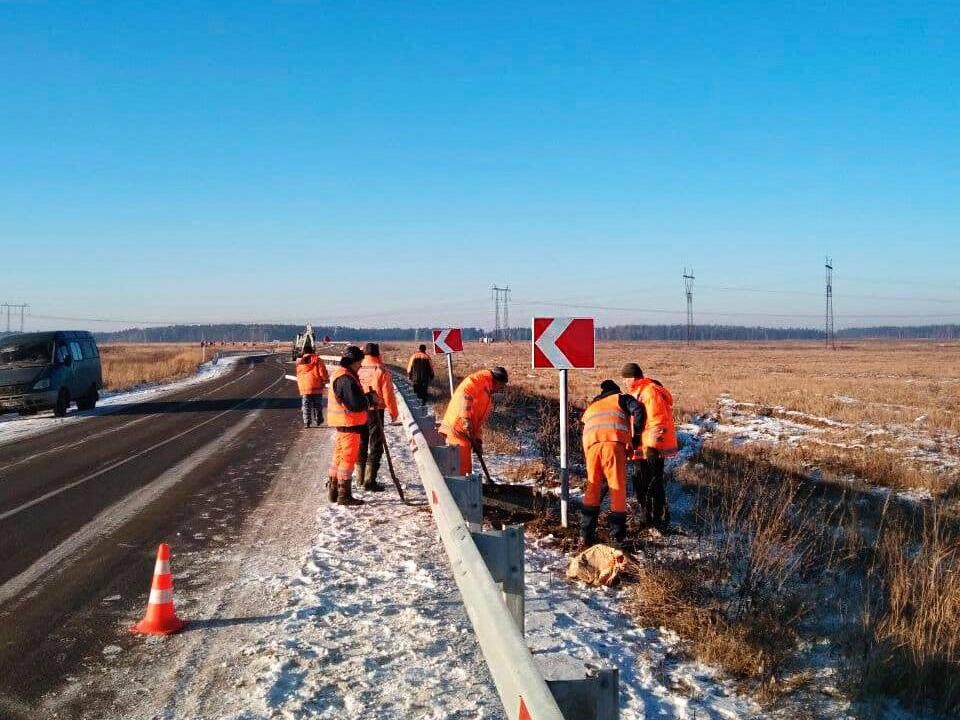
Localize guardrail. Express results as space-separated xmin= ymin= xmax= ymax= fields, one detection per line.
xmin=317 ymin=355 xmax=619 ymax=719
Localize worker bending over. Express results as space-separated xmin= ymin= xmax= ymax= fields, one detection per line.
xmin=621 ymin=363 xmax=678 ymax=528
xmin=580 ymin=380 xmax=644 ymax=549
xmin=295 ymin=344 xmax=329 ymax=427
xmin=357 ymin=343 xmax=399 ymax=492
xmin=407 ymin=344 xmax=435 ymax=403
xmin=327 ymin=346 xmax=377 ymax=507
xmin=439 ymin=366 xmax=509 ymax=475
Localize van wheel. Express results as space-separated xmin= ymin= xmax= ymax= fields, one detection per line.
xmin=76 ymin=386 xmax=99 ymax=411
xmin=54 ymin=389 xmax=70 ymax=417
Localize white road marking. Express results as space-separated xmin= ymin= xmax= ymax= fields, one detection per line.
xmin=0 ymin=373 xmax=285 ymax=522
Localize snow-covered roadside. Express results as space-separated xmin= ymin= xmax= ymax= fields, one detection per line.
xmin=44 ymin=420 xmax=504 ymax=719
xmin=0 ymin=355 xmax=249 ymax=447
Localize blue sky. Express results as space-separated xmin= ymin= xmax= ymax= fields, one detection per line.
xmin=1 ymin=1 xmax=958 ymax=331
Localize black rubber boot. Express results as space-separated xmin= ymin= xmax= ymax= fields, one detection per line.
xmin=608 ymin=511 xmax=628 ymax=549
xmin=580 ymin=505 xmax=600 ymax=550
xmin=337 ymin=477 xmax=364 ymax=506
xmin=362 ymin=464 xmax=386 ymax=492
xmin=327 ymin=477 xmax=338 ymax=503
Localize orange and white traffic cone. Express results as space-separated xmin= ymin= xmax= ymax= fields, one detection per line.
xmin=130 ymin=543 xmax=187 ymax=635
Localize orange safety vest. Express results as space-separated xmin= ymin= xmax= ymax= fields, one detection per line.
xmin=628 ymin=378 xmax=678 ymax=456
xmin=295 ymin=354 xmax=329 ymax=395
xmin=358 ymin=356 xmax=399 ymax=418
xmin=440 ymin=370 xmax=494 ymax=442
xmin=326 ymin=366 xmax=368 ymax=428
xmin=582 ymin=393 xmax=632 ymax=449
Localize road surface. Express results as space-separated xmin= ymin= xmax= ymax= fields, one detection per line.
xmin=0 ymin=353 xmax=302 ymax=717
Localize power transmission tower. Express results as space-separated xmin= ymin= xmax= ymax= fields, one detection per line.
xmin=491 ymin=285 xmax=511 ymax=342
xmin=682 ymin=270 xmax=695 ymax=344
xmin=2 ymin=303 xmax=29 ymax=334
xmin=824 ymin=257 xmax=835 ymax=350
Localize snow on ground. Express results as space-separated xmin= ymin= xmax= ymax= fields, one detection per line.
xmin=43 ymin=394 xmax=796 ymax=719
xmin=0 ymin=354 xmax=251 ymax=447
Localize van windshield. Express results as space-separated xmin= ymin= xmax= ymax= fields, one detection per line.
xmin=0 ymin=341 xmax=53 ymax=366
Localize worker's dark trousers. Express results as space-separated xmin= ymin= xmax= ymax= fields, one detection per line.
xmin=357 ymin=410 xmax=385 ymax=485
xmin=413 ymin=380 xmax=430 ymax=403
xmin=638 ymin=456 xmax=669 ymax=525
xmin=300 ymin=394 xmax=323 ymax=426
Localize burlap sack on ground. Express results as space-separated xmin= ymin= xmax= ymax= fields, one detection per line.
xmin=566 ymin=544 xmax=628 ymax=587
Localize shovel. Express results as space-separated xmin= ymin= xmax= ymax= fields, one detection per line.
xmin=373 ymin=411 xmax=407 ymax=503
xmin=471 ymin=439 xmax=498 ymax=486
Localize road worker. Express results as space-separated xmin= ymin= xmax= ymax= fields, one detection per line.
xmin=357 ymin=343 xmax=399 ymax=492
xmin=327 ymin=345 xmax=377 ymax=506
xmin=439 ymin=366 xmax=509 ymax=476
xmin=621 ymin=363 xmax=678 ymax=528
xmin=407 ymin=344 xmax=435 ymax=403
xmin=295 ymin=343 xmax=329 ymax=427
xmin=580 ymin=380 xmax=644 ymax=549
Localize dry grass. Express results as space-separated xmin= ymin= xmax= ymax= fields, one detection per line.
xmin=377 ymin=339 xmax=960 ymax=713
xmin=98 ymin=343 xmax=205 ymax=391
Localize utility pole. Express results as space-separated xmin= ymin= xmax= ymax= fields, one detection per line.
xmin=682 ymin=269 xmax=695 ymax=344
xmin=1 ymin=303 xmax=28 ymax=334
xmin=491 ymin=285 xmax=511 ymax=342
xmin=825 ymin=257 xmax=835 ymax=350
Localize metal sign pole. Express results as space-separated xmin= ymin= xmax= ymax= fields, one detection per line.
xmin=559 ymin=368 xmax=569 ymax=528
xmin=446 ymin=353 xmax=455 ymax=397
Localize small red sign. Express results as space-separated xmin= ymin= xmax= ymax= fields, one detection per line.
xmin=532 ymin=317 xmax=595 ymax=369
xmin=432 ymin=328 xmax=464 ymax=355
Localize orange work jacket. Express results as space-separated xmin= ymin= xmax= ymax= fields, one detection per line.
xmin=440 ymin=370 xmax=495 ymax=443
xmin=627 ymin=377 xmax=678 ymax=457
xmin=358 ymin=356 xmax=399 ymax=420
xmin=295 ymin=354 xmax=329 ymax=395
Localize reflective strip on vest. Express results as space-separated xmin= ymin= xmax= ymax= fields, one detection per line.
xmin=327 ymin=368 xmax=368 ymax=427
xmin=582 ymin=395 xmax=631 ymax=448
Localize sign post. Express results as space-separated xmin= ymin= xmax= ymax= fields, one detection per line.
xmin=532 ymin=317 xmax=595 ymax=528
xmin=433 ymin=328 xmax=464 ymax=397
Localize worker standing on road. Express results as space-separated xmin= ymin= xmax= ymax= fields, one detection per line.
xmin=357 ymin=343 xmax=399 ymax=492
xmin=439 ymin=367 xmax=509 ymax=476
xmin=406 ymin=344 xmax=435 ymax=404
xmin=621 ymin=364 xmax=678 ymax=528
xmin=580 ymin=380 xmax=644 ymax=549
xmin=295 ymin=344 xmax=329 ymax=428
xmin=327 ymin=346 xmax=377 ymax=507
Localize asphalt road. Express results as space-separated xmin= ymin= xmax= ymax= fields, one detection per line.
xmin=0 ymin=354 xmax=304 ymax=715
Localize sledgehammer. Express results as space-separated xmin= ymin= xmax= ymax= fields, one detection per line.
xmin=373 ymin=411 xmax=407 ymax=503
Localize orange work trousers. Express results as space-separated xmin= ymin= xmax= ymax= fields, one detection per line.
xmin=330 ymin=429 xmax=362 ymax=482
xmin=446 ymin=439 xmax=473 ymax=476
xmin=583 ymin=441 xmax=627 ymax=513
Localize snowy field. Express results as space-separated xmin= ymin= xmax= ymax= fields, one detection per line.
xmin=0 ymin=355 xmax=250 ymax=448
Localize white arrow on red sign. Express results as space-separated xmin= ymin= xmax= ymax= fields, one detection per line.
xmin=532 ymin=317 xmax=595 ymax=369
xmin=432 ymin=328 xmax=464 ymax=355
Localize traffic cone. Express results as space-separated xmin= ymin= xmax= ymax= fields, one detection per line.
xmin=130 ymin=543 xmax=187 ymax=635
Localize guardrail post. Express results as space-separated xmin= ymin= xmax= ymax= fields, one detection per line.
xmin=471 ymin=525 xmax=525 ymax=633
xmin=445 ymin=474 xmax=482 ymax=530
xmin=544 ymin=667 xmax=619 ymax=720
xmin=431 ymin=444 xmax=461 ymax=477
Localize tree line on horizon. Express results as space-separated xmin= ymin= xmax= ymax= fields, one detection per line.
xmin=82 ymin=323 xmax=960 ymax=344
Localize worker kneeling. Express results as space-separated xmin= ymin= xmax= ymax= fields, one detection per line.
xmin=439 ymin=366 xmax=509 ymax=475
xmin=327 ymin=346 xmax=377 ymax=506
xmin=580 ymin=380 xmax=644 ymax=549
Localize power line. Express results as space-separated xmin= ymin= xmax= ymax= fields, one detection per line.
xmin=697 ymin=283 xmax=960 ymax=304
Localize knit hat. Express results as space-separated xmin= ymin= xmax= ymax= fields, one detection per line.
xmin=418 ymin=344 xmax=427 ymax=352
xmin=341 ymin=345 xmax=364 ymax=366
xmin=600 ymin=379 xmax=621 ymax=394
xmin=363 ymin=342 xmax=380 ymax=357
xmin=620 ymin=363 xmax=643 ymax=379
xmin=490 ymin=366 xmax=509 ymax=384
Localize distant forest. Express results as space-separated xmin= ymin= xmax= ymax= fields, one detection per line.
xmin=90 ymin=323 xmax=960 ymax=343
